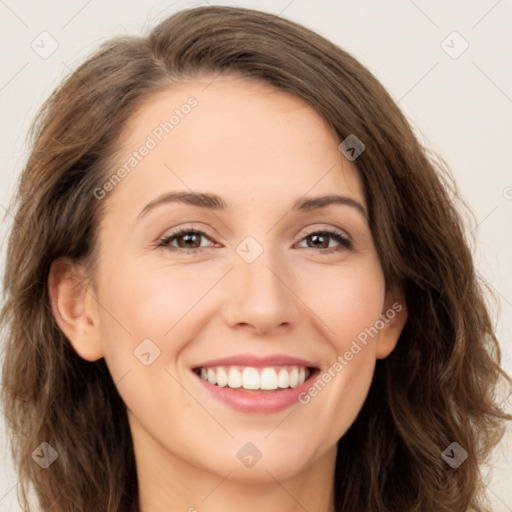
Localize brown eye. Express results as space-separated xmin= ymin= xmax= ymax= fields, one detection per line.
xmin=297 ymin=230 xmax=352 ymax=253
xmin=157 ymin=229 xmax=214 ymax=252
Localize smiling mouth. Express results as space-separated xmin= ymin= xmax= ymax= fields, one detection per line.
xmin=192 ymin=365 xmax=318 ymax=393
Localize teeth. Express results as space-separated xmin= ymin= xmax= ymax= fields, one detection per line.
xmin=261 ymin=368 xmax=278 ymax=390
xmin=242 ymin=367 xmax=260 ymax=389
xmin=277 ymin=368 xmax=289 ymax=388
xmin=289 ymin=367 xmax=299 ymax=387
xmin=227 ymin=367 xmax=242 ymax=388
xmin=216 ymin=366 xmax=228 ymax=387
xmin=207 ymin=368 xmax=217 ymax=385
xmin=197 ymin=365 xmax=311 ymax=390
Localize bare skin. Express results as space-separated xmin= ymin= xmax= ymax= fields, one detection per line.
xmin=49 ymin=76 xmax=407 ymax=512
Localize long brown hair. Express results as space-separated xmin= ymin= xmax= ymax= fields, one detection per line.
xmin=1 ymin=6 xmax=510 ymax=511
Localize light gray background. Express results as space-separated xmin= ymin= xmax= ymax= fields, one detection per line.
xmin=1 ymin=0 xmax=511 ymax=510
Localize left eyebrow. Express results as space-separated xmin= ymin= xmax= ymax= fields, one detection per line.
xmin=291 ymin=194 xmax=368 ymax=220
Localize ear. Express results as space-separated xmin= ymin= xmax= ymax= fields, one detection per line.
xmin=375 ymin=287 xmax=408 ymax=359
xmin=48 ymin=257 xmax=104 ymax=362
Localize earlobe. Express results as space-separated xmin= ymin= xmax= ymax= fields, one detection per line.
xmin=48 ymin=257 xmax=104 ymax=362
xmin=375 ymin=290 xmax=408 ymax=359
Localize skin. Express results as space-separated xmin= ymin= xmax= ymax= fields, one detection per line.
xmin=49 ymin=76 xmax=407 ymax=512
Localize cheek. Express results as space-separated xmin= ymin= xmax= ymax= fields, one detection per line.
xmin=301 ymin=259 xmax=386 ymax=351
xmin=94 ymin=256 xmax=221 ymax=376
xmin=296 ymin=258 xmax=384 ymax=419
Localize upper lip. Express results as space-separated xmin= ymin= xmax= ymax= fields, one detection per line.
xmin=192 ymin=354 xmax=319 ymax=370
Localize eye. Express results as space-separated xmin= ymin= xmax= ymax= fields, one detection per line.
xmin=296 ymin=229 xmax=352 ymax=253
xmin=157 ymin=228 xmax=216 ymax=253
xmin=157 ymin=227 xmax=352 ymax=254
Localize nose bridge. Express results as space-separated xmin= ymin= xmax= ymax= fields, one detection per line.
xmin=222 ymin=234 xmax=297 ymax=333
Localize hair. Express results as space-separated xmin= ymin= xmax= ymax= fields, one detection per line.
xmin=1 ymin=5 xmax=510 ymax=512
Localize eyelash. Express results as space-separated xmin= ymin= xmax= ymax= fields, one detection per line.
xmin=156 ymin=227 xmax=353 ymax=254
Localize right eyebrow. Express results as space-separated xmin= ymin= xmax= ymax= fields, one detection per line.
xmin=138 ymin=191 xmax=227 ymax=218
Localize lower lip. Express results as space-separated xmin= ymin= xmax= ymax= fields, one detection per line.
xmin=193 ymin=370 xmax=318 ymax=413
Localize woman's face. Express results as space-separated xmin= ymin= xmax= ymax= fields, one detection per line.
xmin=72 ymin=77 xmax=405 ymax=483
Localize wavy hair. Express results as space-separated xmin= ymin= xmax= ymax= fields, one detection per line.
xmin=1 ymin=5 xmax=510 ymax=512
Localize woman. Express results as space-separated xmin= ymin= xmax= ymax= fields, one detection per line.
xmin=1 ymin=5 xmax=510 ymax=512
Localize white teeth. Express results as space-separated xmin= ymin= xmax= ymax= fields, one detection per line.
xmin=260 ymin=368 xmax=278 ymax=390
xmin=227 ymin=367 xmax=242 ymax=388
xmin=216 ymin=366 xmax=228 ymax=387
xmin=277 ymin=368 xmax=289 ymax=388
xmin=197 ymin=365 xmax=311 ymax=390
xmin=207 ymin=368 xmax=217 ymax=385
xmin=242 ymin=367 xmax=260 ymax=389
xmin=289 ymin=367 xmax=299 ymax=388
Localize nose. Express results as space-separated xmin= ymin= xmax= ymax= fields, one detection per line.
xmin=220 ymin=245 xmax=300 ymax=335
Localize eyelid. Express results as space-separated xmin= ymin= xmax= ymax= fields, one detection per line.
xmin=157 ymin=226 xmax=218 ymax=248
xmin=298 ymin=224 xmax=352 ymax=243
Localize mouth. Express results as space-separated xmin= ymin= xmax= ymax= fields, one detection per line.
xmin=191 ymin=355 xmax=320 ymax=413
xmin=192 ymin=364 xmax=317 ymax=392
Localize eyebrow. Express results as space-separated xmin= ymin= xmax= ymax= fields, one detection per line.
xmin=138 ymin=191 xmax=368 ymax=220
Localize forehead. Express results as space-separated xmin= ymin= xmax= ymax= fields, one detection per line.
xmin=105 ymin=76 xmax=366 ymax=215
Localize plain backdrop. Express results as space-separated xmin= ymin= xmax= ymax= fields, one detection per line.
xmin=1 ymin=0 xmax=511 ymax=510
